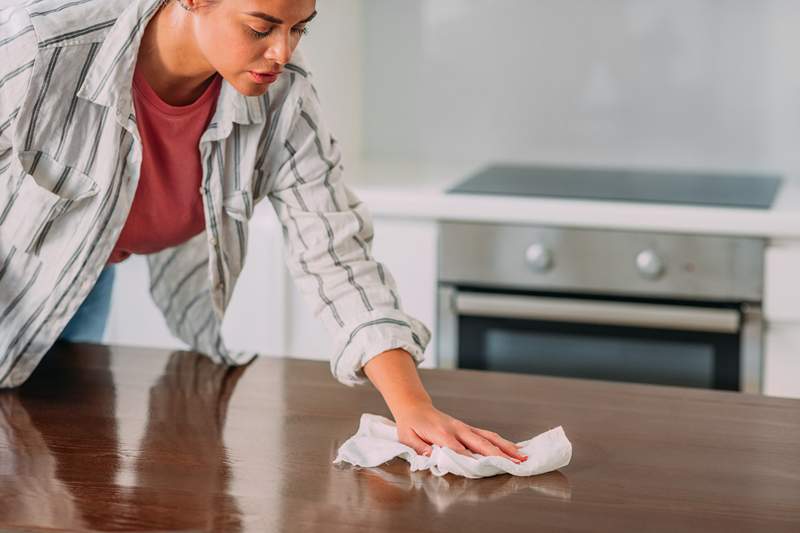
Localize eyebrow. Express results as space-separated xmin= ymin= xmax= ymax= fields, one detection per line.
xmin=244 ymin=10 xmax=318 ymax=25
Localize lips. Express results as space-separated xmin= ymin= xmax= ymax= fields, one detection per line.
xmin=249 ymin=70 xmax=280 ymax=84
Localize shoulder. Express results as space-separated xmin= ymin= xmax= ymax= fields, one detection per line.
xmin=0 ymin=3 xmax=38 ymax=118
xmin=0 ymin=0 xmax=122 ymax=78
xmin=0 ymin=0 xmax=123 ymax=51
xmin=21 ymin=0 xmax=123 ymax=48
xmin=0 ymin=0 xmax=125 ymax=106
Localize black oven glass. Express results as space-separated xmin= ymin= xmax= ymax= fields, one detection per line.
xmin=458 ymin=316 xmax=740 ymax=390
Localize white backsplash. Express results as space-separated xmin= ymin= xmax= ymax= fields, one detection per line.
xmin=359 ymin=0 xmax=800 ymax=176
xmin=297 ymin=0 xmax=365 ymax=169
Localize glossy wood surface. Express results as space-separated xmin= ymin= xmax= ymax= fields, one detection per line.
xmin=0 ymin=343 xmax=798 ymax=532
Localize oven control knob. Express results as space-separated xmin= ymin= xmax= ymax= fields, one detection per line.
xmin=636 ymin=249 xmax=665 ymax=280
xmin=525 ymin=243 xmax=554 ymax=273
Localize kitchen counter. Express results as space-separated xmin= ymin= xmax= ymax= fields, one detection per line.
xmin=1 ymin=343 xmax=798 ymax=532
xmin=345 ymin=159 xmax=800 ymax=239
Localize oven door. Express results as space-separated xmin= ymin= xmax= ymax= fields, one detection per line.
xmin=437 ymin=286 xmax=763 ymax=392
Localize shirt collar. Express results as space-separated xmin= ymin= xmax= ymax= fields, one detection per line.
xmin=77 ymin=0 xmax=265 ymax=128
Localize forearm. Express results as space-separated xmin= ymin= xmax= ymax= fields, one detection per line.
xmin=363 ymin=349 xmax=432 ymax=419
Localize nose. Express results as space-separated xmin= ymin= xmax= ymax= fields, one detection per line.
xmin=264 ymin=31 xmax=293 ymax=66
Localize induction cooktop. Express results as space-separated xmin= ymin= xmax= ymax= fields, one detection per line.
xmin=447 ymin=164 xmax=783 ymax=209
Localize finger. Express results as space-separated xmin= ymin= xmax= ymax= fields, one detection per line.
xmin=399 ymin=428 xmax=433 ymax=456
xmin=439 ymin=436 xmax=472 ymax=458
xmin=458 ymin=430 xmax=521 ymax=464
xmin=472 ymin=427 xmax=528 ymax=461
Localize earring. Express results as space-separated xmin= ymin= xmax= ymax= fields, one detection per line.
xmin=177 ymin=0 xmax=194 ymax=11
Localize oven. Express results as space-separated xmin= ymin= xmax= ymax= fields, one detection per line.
xmin=437 ymin=222 xmax=765 ymax=393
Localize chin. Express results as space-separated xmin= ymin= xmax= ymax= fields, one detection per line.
xmin=241 ymin=83 xmax=269 ymax=97
xmin=225 ymin=76 xmax=269 ymax=97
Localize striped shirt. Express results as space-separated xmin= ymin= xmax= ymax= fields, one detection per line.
xmin=0 ymin=0 xmax=430 ymax=388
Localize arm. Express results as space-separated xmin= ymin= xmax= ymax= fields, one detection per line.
xmin=266 ymin=64 xmax=429 ymax=387
xmin=266 ymin=59 xmax=526 ymax=462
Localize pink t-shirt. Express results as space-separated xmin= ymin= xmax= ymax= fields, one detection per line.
xmin=107 ymin=64 xmax=222 ymax=264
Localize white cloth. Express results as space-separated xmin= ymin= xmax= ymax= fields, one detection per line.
xmin=333 ymin=413 xmax=573 ymax=479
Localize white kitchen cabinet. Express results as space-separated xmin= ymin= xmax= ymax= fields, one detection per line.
xmin=762 ymin=241 xmax=800 ymax=398
xmin=370 ymin=218 xmax=438 ymax=367
xmin=764 ymin=242 xmax=800 ymax=322
xmin=284 ymin=217 xmax=439 ymax=368
xmin=764 ymin=323 xmax=800 ymax=399
xmin=219 ymin=206 xmax=286 ymax=355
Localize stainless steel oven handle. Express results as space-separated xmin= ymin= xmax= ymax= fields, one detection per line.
xmin=455 ymin=292 xmax=741 ymax=333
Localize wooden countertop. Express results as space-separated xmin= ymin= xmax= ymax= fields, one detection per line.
xmin=1 ymin=343 xmax=798 ymax=532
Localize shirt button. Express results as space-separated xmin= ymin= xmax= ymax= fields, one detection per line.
xmin=209 ymin=237 xmax=217 ymax=246
xmin=216 ymin=282 xmax=224 ymax=290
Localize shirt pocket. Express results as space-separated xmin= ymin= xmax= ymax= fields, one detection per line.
xmin=0 ymin=150 xmax=99 ymax=256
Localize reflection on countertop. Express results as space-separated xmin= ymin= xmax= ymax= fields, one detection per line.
xmin=0 ymin=344 xmax=245 ymax=532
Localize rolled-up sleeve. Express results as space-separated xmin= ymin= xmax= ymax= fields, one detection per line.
xmin=266 ymin=72 xmax=431 ymax=387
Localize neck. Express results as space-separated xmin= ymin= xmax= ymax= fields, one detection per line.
xmin=137 ymin=1 xmax=217 ymax=106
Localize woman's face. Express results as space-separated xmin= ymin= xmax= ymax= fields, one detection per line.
xmin=190 ymin=0 xmax=317 ymax=96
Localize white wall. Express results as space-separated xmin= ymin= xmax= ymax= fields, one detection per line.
xmin=765 ymin=0 xmax=800 ymax=176
xmin=298 ymin=0 xmax=364 ymax=169
xmin=363 ymin=0 xmax=800 ymax=178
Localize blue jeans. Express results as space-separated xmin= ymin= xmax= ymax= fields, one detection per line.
xmin=58 ymin=265 xmax=116 ymax=343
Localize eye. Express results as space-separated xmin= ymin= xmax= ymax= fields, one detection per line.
xmin=248 ymin=26 xmax=272 ymax=39
xmin=247 ymin=25 xmax=310 ymax=40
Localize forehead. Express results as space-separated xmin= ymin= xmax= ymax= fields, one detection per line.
xmin=233 ymin=0 xmax=317 ymax=22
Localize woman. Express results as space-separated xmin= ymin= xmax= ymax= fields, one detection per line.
xmin=0 ymin=0 xmax=528 ymax=464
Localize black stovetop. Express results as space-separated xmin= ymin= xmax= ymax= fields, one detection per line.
xmin=448 ymin=164 xmax=783 ymax=209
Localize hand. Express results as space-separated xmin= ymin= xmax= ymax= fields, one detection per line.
xmin=393 ymin=401 xmax=529 ymax=464
xmin=362 ymin=349 xmax=529 ymax=463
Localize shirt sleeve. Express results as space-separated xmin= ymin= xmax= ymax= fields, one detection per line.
xmin=266 ymin=72 xmax=432 ymax=387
